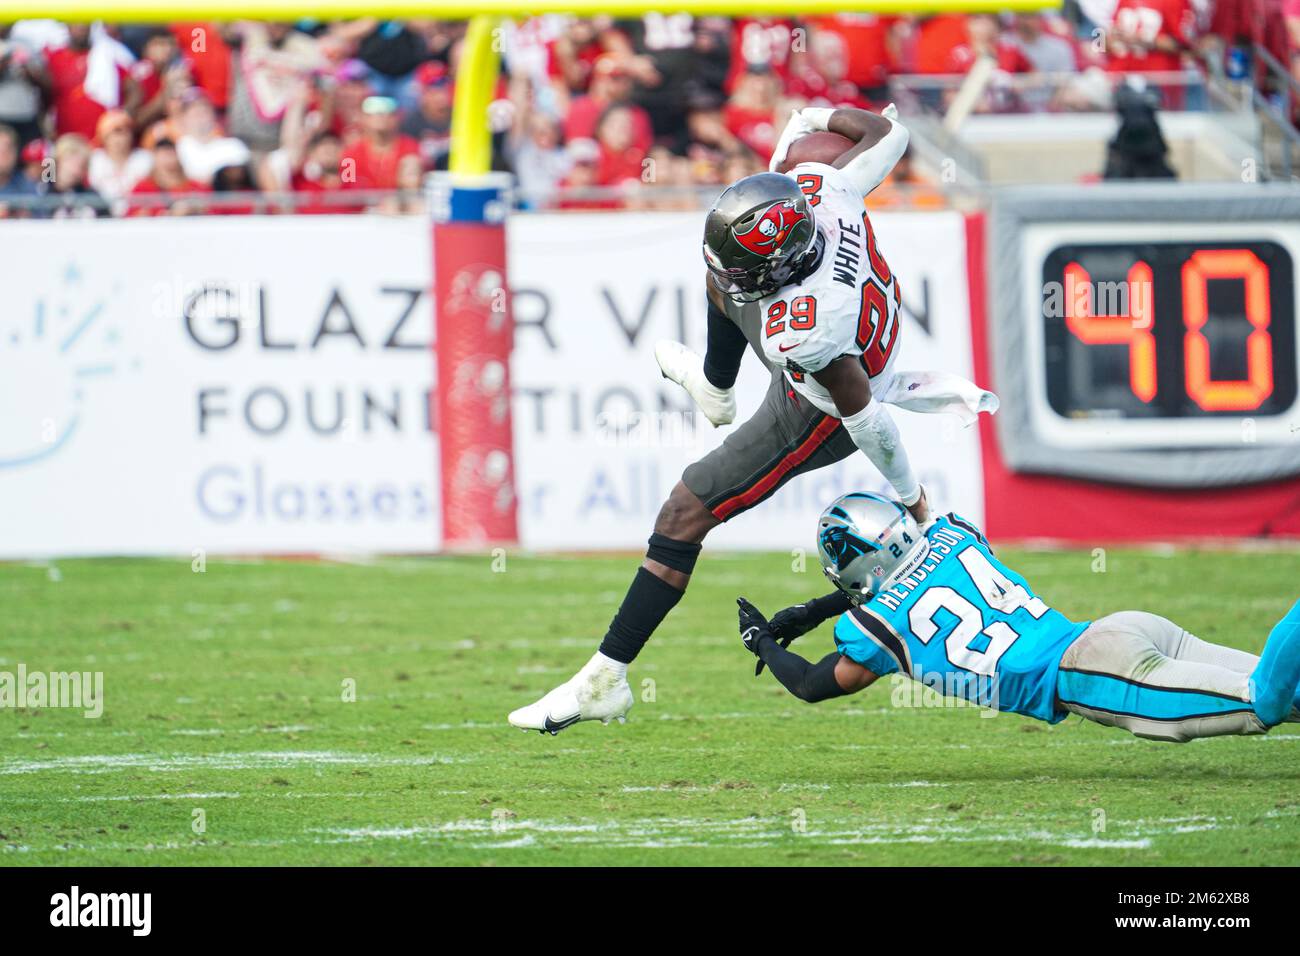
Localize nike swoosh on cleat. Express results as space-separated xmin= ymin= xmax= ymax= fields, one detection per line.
xmin=542 ymin=711 xmax=582 ymax=735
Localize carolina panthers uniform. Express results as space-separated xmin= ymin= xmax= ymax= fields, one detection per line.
xmin=757 ymin=162 xmax=901 ymax=415
xmin=833 ymin=513 xmax=1087 ymax=723
xmin=831 ymin=512 xmax=1278 ymax=741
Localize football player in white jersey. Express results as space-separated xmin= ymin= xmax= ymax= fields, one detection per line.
xmin=508 ymin=105 xmax=996 ymax=735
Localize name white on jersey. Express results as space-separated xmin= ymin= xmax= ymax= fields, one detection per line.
xmin=758 ymin=162 xmax=902 ymax=417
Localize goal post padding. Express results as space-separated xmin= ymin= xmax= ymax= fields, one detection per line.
xmin=429 ymin=172 xmax=518 ymax=548
xmin=429 ymin=17 xmax=519 ymax=548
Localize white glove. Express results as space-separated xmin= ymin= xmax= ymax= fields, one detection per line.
xmin=768 ymin=109 xmax=818 ymax=172
xmin=769 ymin=105 xmax=902 ymax=173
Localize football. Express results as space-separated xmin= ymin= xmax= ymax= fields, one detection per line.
xmin=775 ymin=130 xmax=856 ymax=173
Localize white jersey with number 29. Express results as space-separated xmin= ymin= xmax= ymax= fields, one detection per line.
xmin=757 ymin=162 xmax=902 ymax=417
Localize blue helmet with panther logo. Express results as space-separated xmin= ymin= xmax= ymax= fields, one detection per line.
xmin=815 ymin=492 xmax=928 ymax=603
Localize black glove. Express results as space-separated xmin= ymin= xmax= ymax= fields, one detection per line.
xmin=737 ymin=597 xmax=772 ymax=657
xmin=754 ymin=603 xmax=814 ymax=676
xmin=770 ymin=603 xmax=820 ymax=643
xmin=756 ymin=590 xmax=854 ymax=676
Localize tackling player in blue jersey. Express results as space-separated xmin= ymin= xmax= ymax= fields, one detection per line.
xmin=738 ymin=492 xmax=1300 ymax=742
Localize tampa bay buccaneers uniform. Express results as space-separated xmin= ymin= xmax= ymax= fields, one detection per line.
xmin=507 ymin=105 xmax=998 ymax=736
xmin=755 ymin=161 xmax=902 ymax=416
xmin=678 ymin=142 xmax=995 ymax=522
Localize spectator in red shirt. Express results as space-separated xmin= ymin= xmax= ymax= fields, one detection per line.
xmin=563 ymin=55 xmax=654 ymax=152
xmin=326 ymin=59 xmax=374 ymax=142
xmin=723 ymin=65 xmax=782 ymax=160
xmin=128 ymin=137 xmax=207 ymax=216
xmin=1205 ymin=0 xmax=1263 ymax=78
xmin=260 ymin=79 xmax=359 ymax=214
xmin=44 ymin=23 xmax=140 ymax=140
xmin=556 ymin=137 xmax=620 ymax=210
xmin=19 ymin=137 xmax=48 ymax=187
xmin=291 ymin=132 xmax=353 ymax=212
xmin=724 ymin=18 xmax=797 ymax=92
xmin=341 ymin=95 xmax=419 ymax=190
xmin=1287 ymin=0 xmax=1300 ymax=95
xmin=594 ymin=104 xmax=647 ymax=185
xmin=168 ymin=22 xmax=231 ymax=110
xmin=132 ymin=28 xmax=183 ymax=128
xmin=788 ymin=29 xmax=872 ymax=109
xmin=949 ymin=15 xmax=1035 ymax=75
xmin=912 ymin=14 xmax=973 ymax=74
xmin=1107 ymin=0 xmax=1196 ymax=74
xmin=808 ymin=15 xmax=899 ymax=99
xmin=547 ymin=17 xmax=612 ymax=93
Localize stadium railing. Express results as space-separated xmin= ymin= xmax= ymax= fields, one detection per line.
xmin=0 ymin=188 xmax=414 ymax=216
xmin=1251 ymin=43 xmax=1300 ymax=180
xmin=889 ymin=69 xmax=1237 ymax=117
xmin=0 ymin=181 xmax=981 ymax=216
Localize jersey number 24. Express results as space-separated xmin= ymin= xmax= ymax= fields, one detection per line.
xmin=908 ymin=546 xmax=1049 ymax=677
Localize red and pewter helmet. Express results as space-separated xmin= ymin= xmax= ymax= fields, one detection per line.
xmin=702 ymin=172 xmax=818 ymax=303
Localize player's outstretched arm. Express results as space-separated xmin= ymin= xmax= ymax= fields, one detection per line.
xmin=812 ymin=357 xmax=928 ymax=522
xmin=738 ymin=598 xmax=875 ymax=702
xmin=769 ymin=590 xmax=856 ymax=644
xmin=755 ymin=590 xmax=857 ymax=676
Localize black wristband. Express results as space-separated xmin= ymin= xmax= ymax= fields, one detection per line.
xmin=807 ymin=590 xmax=854 ymax=622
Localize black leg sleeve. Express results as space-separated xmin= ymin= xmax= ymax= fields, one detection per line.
xmin=756 ymin=641 xmax=850 ymax=703
xmin=598 ymin=567 xmax=685 ymax=664
xmin=702 ymin=298 xmax=748 ymax=390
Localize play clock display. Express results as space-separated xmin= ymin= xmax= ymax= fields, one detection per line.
xmin=992 ymin=189 xmax=1300 ymax=487
xmin=1041 ymin=239 xmax=1297 ymax=432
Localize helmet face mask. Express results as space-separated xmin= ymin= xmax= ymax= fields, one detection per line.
xmin=815 ymin=492 xmax=929 ymax=603
xmin=702 ymin=173 xmax=818 ymax=304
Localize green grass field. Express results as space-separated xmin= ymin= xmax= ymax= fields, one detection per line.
xmin=1 ymin=547 xmax=1298 ymax=866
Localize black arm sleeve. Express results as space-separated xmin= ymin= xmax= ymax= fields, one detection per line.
xmin=756 ymin=640 xmax=849 ymax=703
xmin=702 ymin=298 xmax=748 ymax=390
xmin=804 ymin=590 xmax=854 ymax=627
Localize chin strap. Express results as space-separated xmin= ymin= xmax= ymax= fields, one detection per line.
xmin=786 ymin=231 xmax=826 ymax=288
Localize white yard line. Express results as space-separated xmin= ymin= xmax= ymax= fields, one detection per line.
xmin=0 ymin=750 xmax=465 ymax=775
xmin=6 ymin=808 xmax=1295 ymax=857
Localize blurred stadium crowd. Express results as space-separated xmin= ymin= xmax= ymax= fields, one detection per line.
xmin=0 ymin=3 xmax=1294 ymax=216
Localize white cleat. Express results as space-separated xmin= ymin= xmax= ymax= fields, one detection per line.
xmin=654 ymin=340 xmax=736 ymax=427
xmin=508 ymin=653 xmax=633 ymax=736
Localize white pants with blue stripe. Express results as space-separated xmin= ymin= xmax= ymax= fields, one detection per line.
xmin=1057 ymin=611 xmax=1268 ymax=743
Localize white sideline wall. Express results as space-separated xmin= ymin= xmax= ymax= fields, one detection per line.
xmin=0 ymin=211 xmax=983 ymax=557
